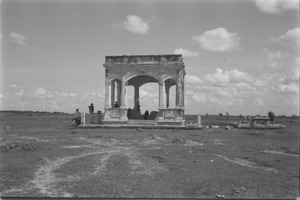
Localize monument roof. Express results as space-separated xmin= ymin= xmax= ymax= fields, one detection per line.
xmin=105 ymin=54 xmax=183 ymax=64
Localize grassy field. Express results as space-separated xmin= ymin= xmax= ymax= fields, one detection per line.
xmin=0 ymin=112 xmax=299 ymax=198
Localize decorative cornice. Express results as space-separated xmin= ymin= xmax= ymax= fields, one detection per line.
xmin=105 ymin=54 xmax=183 ymax=64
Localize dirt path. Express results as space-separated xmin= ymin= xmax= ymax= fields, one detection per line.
xmin=214 ymin=154 xmax=279 ymax=174
xmin=3 ymin=137 xmax=167 ymax=197
xmin=263 ymin=150 xmax=299 ymax=157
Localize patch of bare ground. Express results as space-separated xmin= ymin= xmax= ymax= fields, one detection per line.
xmin=263 ymin=150 xmax=299 ymax=156
xmin=14 ymin=137 xmax=167 ymax=197
xmin=1 ymin=113 xmax=299 ymax=198
xmin=214 ymin=154 xmax=279 ymax=174
xmin=30 ymin=151 xmax=114 ymax=197
xmin=142 ymin=135 xmax=168 ymax=146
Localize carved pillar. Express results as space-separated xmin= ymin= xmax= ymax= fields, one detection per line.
xmin=176 ymin=82 xmax=180 ymax=107
xmin=159 ymin=78 xmax=164 ymax=109
xmin=134 ymin=85 xmax=140 ymax=110
xmin=176 ymin=68 xmax=185 ymax=109
xmin=120 ymin=78 xmax=127 ymax=109
xmin=165 ymin=85 xmax=170 ymax=108
xmin=181 ymin=79 xmax=185 ymax=107
xmin=105 ymin=78 xmax=111 ymax=109
xmin=117 ymin=81 xmax=121 ymax=105
xmin=111 ymin=80 xmax=115 ymax=107
xmin=120 ymin=78 xmax=128 ymax=121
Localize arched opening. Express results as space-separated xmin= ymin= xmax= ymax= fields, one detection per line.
xmin=126 ymin=75 xmax=159 ymax=120
xmin=127 ymin=85 xmax=134 ymax=109
xmin=164 ymin=78 xmax=176 ymax=109
xmin=139 ymin=82 xmax=159 ymax=114
xmin=168 ymin=85 xmax=176 ymax=108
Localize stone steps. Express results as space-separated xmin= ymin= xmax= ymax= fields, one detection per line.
xmin=127 ymin=120 xmax=157 ymax=126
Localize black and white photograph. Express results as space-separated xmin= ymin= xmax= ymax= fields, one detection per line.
xmin=0 ymin=0 xmax=299 ymax=198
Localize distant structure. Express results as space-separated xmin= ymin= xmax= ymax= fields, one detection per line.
xmin=102 ymin=54 xmax=185 ymax=125
xmin=251 ymin=117 xmax=270 ymax=126
xmin=237 ymin=116 xmax=284 ymax=129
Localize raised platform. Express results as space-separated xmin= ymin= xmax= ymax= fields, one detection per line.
xmin=127 ymin=120 xmax=157 ymax=126
xmin=78 ymin=123 xmax=202 ymax=130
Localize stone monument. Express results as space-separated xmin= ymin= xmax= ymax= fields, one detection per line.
xmin=102 ymin=54 xmax=185 ymax=125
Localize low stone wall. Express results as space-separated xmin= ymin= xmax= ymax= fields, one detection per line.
xmin=81 ymin=112 xmax=103 ymax=125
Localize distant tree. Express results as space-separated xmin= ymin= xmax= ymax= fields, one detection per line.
xmin=268 ymin=111 xmax=275 ymax=122
xmin=291 ymin=114 xmax=296 ymax=122
xmin=219 ymin=113 xmax=223 ymax=117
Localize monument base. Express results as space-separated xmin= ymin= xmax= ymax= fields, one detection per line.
xmin=103 ymin=108 xmax=128 ymax=124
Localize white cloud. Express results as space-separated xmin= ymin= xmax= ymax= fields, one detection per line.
xmin=295 ymin=57 xmax=300 ymax=66
xmin=271 ymin=27 xmax=300 ymax=49
xmin=204 ymin=68 xmax=230 ymax=85
xmin=35 ymin=88 xmax=52 ymax=98
xmin=192 ymin=28 xmax=240 ymax=52
xmin=9 ymin=31 xmax=27 ymax=46
xmin=203 ymin=68 xmax=252 ymax=86
xmin=185 ymin=75 xmax=202 ymax=84
xmin=233 ymin=82 xmax=255 ymax=92
xmin=272 ymin=82 xmax=299 ymax=94
xmin=255 ymin=0 xmax=299 ymax=14
xmin=139 ymin=88 xmax=158 ymax=98
xmin=186 ymin=89 xmax=243 ymax=106
xmin=284 ymin=95 xmax=299 ymax=105
xmin=8 ymin=84 xmax=19 ymax=88
xmin=255 ymin=98 xmax=264 ymax=106
xmin=121 ymin=15 xmax=149 ymax=34
xmin=260 ymin=48 xmax=293 ymax=72
xmin=174 ymin=48 xmax=199 ymax=57
xmin=70 ymin=92 xmax=79 ymax=97
xmin=15 ymin=90 xmax=24 ymax=97
xmin=267 ymin=51 xmax=282 ymax=68
xmin=187 ymin=90 xmax=208 ymax=103
xmin=253 ymin=79 xmax=269 ymax=87
xmin=97 ymin=93 xmax=103 ymax=98
xmin=227 ymin=69 xmax=253 ymax=83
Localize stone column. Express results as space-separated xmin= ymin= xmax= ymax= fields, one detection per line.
xmin=165 ymin=85 xmax=170 ymax=108
xmin=181 ymin=79 xmax=185 ymax=107
xmin=176 ymin=82 xmax=180 ymax=108
xmin=111 ymin=80 xmax=115 ymax=107
xmin=117 ymin=81 xmax=121 ymax=105
xmin=176 ymin=69 xmax=184 ymax=109
xmin=197 ymin=114 xmax=202 ymax=127
xmin=159 ymin=79 xmax=164 ymax=109
xmin=81 ymin=112 xmax=85 ymax=125
xmin=120 ymin=78 xmax=128 ymax=121
xmin=120 ymin=78 xmax=127 ymax=109
xmin=104 ymin=79 xmax=111 ymax=109
xmin=134 ymin=85 xmax=140 ymax=110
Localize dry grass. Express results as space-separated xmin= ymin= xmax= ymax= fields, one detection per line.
xmin=0 ymin=112 xmax=299 ymax=198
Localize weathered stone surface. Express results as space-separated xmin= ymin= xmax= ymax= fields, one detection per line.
xmin=102 ymin=54 xmax=186 ymax=125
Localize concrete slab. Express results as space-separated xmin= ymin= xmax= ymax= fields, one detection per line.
xmin=78 ymin=124 xmax=203 ymax=130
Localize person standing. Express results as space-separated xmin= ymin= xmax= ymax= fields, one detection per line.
xmin=114 ymin=101 xmax=119 ymax=108
xmin=89 ymin=103 xmax=94 ymax=113
xmin=89 ymin=103 xmax=94 ymax=124
xmin=72 ymin=109 xmax=81 ymax=125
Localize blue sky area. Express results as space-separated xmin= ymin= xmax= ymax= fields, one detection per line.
xmin=0 ymin=0 xmax=299 ymax=115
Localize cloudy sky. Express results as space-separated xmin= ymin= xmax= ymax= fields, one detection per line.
xmin=1 ymin=0 xmax=299 ymax=116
